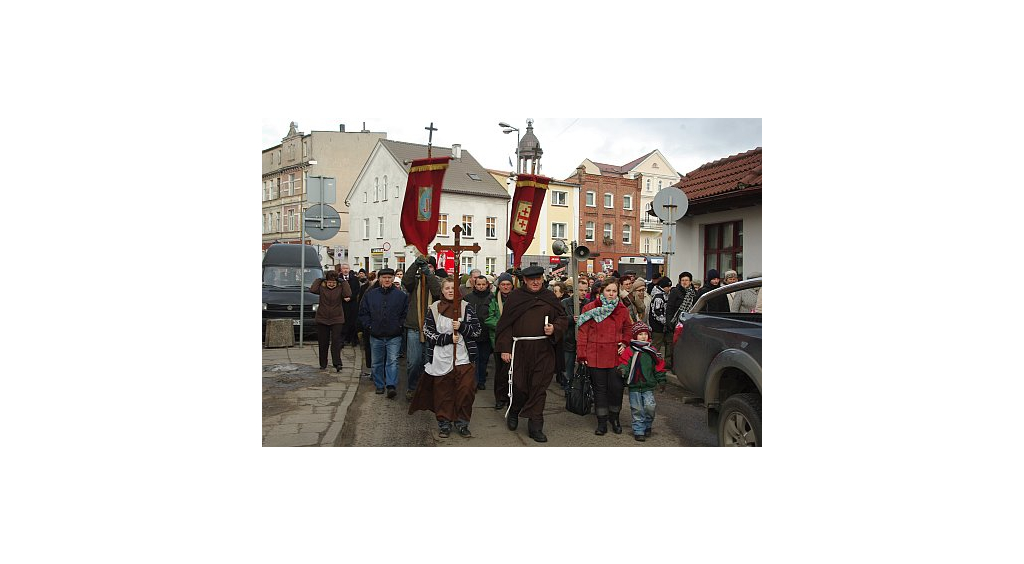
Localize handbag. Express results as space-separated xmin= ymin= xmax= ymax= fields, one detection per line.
xmin=565 ymin=362 xmax=594 ymax=416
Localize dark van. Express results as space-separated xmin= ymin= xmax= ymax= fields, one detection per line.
xmin=262 ymin=244 xmax=324 ymax=340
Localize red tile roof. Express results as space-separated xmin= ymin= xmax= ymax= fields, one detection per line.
xmin=672 ymin=147 xmax=761 ymax=202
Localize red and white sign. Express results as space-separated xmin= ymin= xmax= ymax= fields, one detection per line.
xmin=549 ymin=256 xmax=562 ymax=264
xmin=435 ymin=250 xmax=455 ymax=272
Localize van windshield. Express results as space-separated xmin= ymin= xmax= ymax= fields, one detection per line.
xmin=263 ymin=266 xmax=324 ymax=288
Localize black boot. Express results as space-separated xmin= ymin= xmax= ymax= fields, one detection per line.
xmin=528 ymin=420 xmax=547 ymax=443
xmin=594 ymin=416 xmax=608 ymax=436
xmin=506 ymin=411 xmax=519 ymax=431
xmin=610 ymin=412 xmax=623 ymax=434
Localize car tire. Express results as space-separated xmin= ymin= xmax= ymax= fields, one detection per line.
xmin=717 ymin=393 xmax=761 ymax=447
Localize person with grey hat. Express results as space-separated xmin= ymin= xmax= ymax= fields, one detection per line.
xmin=494 ymin=265 xmax=569 ymax=442
xmin=357 ymin=267 xmax=408 ymax=398
xmin=485 ymin=271 xmax=516 ymax=409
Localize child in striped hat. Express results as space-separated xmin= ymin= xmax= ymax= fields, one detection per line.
xmin=617 ymin=321 xmax=667 ymax=441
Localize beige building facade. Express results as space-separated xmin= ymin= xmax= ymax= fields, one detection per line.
xmin=262 ymin=122 xmax=385 ymax=265
xmin=487 ymin=169 xmax=580 ymax=271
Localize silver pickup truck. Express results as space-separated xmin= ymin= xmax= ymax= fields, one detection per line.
xmin=672 ymin=278 xmax=762 ymax=446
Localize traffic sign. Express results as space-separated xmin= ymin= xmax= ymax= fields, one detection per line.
xmin=650 ymin=187 xmax=688 ymax=223
xmin=304 ymin=204 xmax=341 ymax=240
xmin=306 ymin=176 xmax=337 ymax=204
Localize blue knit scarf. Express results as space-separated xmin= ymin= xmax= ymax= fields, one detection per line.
xmin=577 ymin=294 xmax=619 ymax=326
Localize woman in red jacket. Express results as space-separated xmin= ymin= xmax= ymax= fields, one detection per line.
xmin=576 ymin=278 xmax=634 ymax=435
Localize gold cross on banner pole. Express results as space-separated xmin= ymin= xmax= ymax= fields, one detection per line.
xmin=433 ymin=224 xmax=481 ymax=372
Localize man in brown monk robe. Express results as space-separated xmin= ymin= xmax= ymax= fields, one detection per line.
xmin=494 ymin=265 xmax=569 ymax=443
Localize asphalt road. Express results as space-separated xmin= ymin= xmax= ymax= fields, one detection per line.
xmin=338 ymin=351 xmax=717 ymax=447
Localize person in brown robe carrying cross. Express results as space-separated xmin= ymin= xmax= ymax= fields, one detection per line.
xmin=494 ymin=265 xmax=569 ymax=443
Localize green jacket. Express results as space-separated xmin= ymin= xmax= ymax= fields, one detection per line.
xmin=619 ymin=348 xmax=667 ymax=392
xmin=485 ymin=291 xmax=513 ymax=347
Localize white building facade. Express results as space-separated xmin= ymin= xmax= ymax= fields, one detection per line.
xmin=345 ymin=140 xmax=511 ymax=276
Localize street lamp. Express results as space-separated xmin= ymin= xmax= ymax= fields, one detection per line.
xmin=498 ymin=122 xmax=520 ymax=174
xmin=298 ymin=159 xmax=317 ymax=347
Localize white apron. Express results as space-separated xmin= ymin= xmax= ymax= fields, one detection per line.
xmin=424 ymin=301 xmax=471 ymax=377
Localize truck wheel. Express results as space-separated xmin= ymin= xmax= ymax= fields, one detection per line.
xmin=718 ymin=393 xmax=761 ymax=447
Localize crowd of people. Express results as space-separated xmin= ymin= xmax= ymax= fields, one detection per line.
xmin=308 ymin=260 xmax=761 ymax=444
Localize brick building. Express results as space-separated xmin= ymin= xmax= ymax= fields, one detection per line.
xmin=569 ymin=165 xmax=641 ymax=274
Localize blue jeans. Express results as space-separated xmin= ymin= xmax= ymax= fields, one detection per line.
xmin=370 ymin=335 xmax=402 ymax=390
xmin=629 ymin=390 xmax=657 ymax=436
xmin=474 ymin=338 xmax=493 ymax=387
xmin=405 ymin=329 xmax=426 ymax=392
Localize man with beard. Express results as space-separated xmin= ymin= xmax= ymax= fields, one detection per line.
xmin=494 ymin=265 xmax=569 ymax=443
xmin=485 ymin=272 xmax=516 ymax=409
xmin=463 ymin=274 xmax=494 ymax=391
xmin=335 ymin=263 xmax=361 ymax=346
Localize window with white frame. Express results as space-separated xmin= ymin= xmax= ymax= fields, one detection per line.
xmin=623 ymin=195 xmax=632 ymax=210
xmin=382 ymin=176 xmax=388 ymax=201
xmin=294 ymin=173 xmax=302 ymax=195
xmin=622 ymin=224 xmax=631 ymax=245
xmin=303 ymin=141 xmax=308 ymax=158
xmin=262 ymin=214 xmax=267 ymax=233
xmin=377 ymin=217 xmax=384 ymax=238
xmin=486 ymin=217 xmax=496 ymax=238
xmin=274 ymin=212 xmax=281 ymax=232
xmin=552 ymin=222 xmax=566 ymax=239
xmin=604 ymin=223 xmax=612 ymax=240
xmin=363 ymin=191 xmax=368 ymax=203
xmin=643 ymin=237 xmax=650 ymax=253
xmin=586 ymin=191 xmax=595 ymax=207
xmin=486 ymin=257 xmax=496 ymax=275
xmin=437 ymin=214 xmax=449 ymax=236
xmin=586 ymin=221 xmax=595 ymax=241
xmin=290 ymin=208 xmax=299 ymax=232
xmin=551 ymin=191 xmax=567 ymax=206
xmin=374 ymin=178 xmax=380 ymax=202
xmin=658 ymin=180 xmax=663 ymax=191
xmin=462 ymin=215 xmax=473 ymax=237
xmin=646 ymin=178 xmax=651 ymax=192
xmin=656 ymin=237 xmax=662 ymax=253
xmin=263 ymin=181 xmax=269 ymax=201
xmin=271 ymin=179 xmax=278 ymax=200
xmin=604 ymin=193 xmax=613 ymax=208
xmin=363 ymin=218 xmax=370 ymax=239
xmin=461 ymin=256 xmax=474 ymax=274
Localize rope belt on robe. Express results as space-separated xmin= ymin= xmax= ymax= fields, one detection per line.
xmin=506 ymin=335 xmax=548 ymax=418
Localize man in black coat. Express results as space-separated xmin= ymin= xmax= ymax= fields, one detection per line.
xmin=560 ymin=277 xmax=591 ymax=389
xmin=463 ymin=274 xmax=494 ymax=391
xmin=335 ymin=263 xmax=361 ymax=346
xmin=696 ymin=269 xmax=730 ymax=313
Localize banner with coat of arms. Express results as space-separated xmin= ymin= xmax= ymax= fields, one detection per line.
xmin=400 ymin=156 xmax=452 ymax=256
xmin=506 ymin=173 xmax=551 ymax=268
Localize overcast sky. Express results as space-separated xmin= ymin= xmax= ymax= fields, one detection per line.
xmin=262 ymin=118 xmax=761 ymax=182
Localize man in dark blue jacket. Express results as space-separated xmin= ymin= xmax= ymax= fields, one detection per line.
xmin=358 ymin=268 xmax=409 ymax=398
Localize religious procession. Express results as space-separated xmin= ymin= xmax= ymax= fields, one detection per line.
xmin=263 ymin=119 xmax=762 ymax=447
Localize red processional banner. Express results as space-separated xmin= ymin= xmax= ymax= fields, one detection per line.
xmin=506 ymin=173 xmax=551 ymax=268
xmin=400 ymin=156 xmax=452 ymax=256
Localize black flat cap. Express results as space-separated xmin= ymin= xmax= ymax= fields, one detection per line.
xmin=378 ymin=268 xmax=396 ymax=277
xmin=521 ymin=265 xmax=544 ymax=278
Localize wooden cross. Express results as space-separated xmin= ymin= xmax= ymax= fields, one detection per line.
xmin=425 ymin=122 xmax=437 ymax=158
xmin=433 ymin=224 xmax=481 ymax=371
